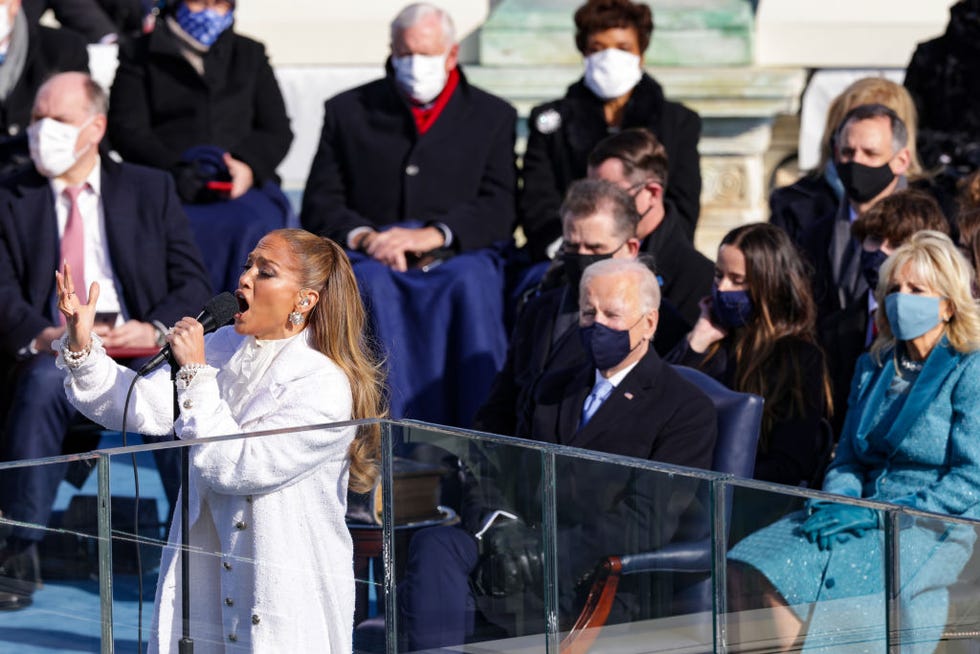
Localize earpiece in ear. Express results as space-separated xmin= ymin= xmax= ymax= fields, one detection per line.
xmin=301 ymin=298 xmax=310 ymax=307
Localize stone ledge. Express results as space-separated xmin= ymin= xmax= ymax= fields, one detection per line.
xmin=465 ymin=65 xmax=806 ymax=118
xmin=481 ymin=0 xmax=755 ymax=66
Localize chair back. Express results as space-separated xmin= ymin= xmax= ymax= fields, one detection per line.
xmin=671 ymin=365 xmax=764 ymax=479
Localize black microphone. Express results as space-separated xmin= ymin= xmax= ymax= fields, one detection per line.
xmin=137 ymin=292 xmax=239 ymax=376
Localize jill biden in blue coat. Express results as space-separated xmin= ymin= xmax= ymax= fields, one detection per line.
xmin=730 ymin=230 xmax=980 ymax=653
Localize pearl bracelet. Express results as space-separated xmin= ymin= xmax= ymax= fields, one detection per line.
xmin=62 ymin=341 xmax=92 ymax=368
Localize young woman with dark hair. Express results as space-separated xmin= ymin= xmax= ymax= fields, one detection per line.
xmin=667 ymin=222 xmax=833 ymax=486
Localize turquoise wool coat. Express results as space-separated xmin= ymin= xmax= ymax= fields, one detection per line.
xmin=730 ymin=340 xmax=980 ymax=653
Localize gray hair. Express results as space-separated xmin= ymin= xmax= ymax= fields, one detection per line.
xmin=390 ymin=3 xmax=456 ymax=47
xmin=580 ymin=258 xmax=661 ymax=314
xmin=836 ymin=102 xmax=908 ymax=158
xmin=560 ymin=178 xmax=639 ymax=243
xmin=83 ymin=76 xmax=108 ymax=116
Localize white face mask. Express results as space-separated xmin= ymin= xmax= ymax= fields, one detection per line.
xmin=392 ymin=52 xmax=449 ymax=104
xmin=0 ymin=8 xmax=12 ymax=46
xmin=28 ymin=117 xmax=92 ymax=178
xmin=583 ymin=48 xmax=643 ymax=100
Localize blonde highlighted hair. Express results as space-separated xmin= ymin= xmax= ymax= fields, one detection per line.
xmin=871 ymin=230 xmax=980 ymax=360
xmin=274 ymin=229 xmax=388 ymax=493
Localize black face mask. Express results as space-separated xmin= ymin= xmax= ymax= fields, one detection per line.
xmin=860 ymin=248 xmax=889 ymax=290
xmin=561 ymin=241 xmax=626 ymax=290
xmin=836 ymin=160 xmax=896 ymax=203
xmin=562 ymin=252 xmax=614 ymax=290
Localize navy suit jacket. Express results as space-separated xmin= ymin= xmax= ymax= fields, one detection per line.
xmin=524 ymin=347 xmax=717 ymax=467
xmin=0 ymin=158 xmax=212 ymax=359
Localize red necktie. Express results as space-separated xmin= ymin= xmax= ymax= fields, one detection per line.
xmin=61 ymin=185 xmax=86 ymax=305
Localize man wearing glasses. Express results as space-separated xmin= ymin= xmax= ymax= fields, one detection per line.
xmin=587 ymin=128 xmax=713 ymax=325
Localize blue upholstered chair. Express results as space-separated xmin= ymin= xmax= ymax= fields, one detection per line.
xmin=560 ymin=366 xmax=763 ymax=654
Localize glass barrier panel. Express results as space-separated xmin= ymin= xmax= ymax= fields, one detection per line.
xmin=724 ymin=481 xmax=889 ymax=653
xmin=0 ymin=453 xmax=108 ymax=652
xmin=381 ymin=423 xmax=550 ymax=654
xmin=553 ymin=454 xmax=716 ymax=654
xmin=103 ymin=437 xmax=176 ymax=654
xmin=895 ymin=512 xmax=980 ymax=654
xmin=97 ymin=422 xmax=371 ymax=653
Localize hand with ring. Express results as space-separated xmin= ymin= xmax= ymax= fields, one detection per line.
xmin=167 ymin=317 xmax=207 ymax=367
xmin=55 ymin=261 xmax=100 ymax=352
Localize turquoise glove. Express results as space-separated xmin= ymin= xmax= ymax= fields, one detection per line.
xmin=800 ymin=503 xmax=878 ymax=551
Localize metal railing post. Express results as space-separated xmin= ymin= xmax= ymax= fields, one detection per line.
xmin=97 ymin=454 xmax=114 ymax=654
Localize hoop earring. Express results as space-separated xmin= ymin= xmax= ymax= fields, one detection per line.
xmin=289 ymin=311 xmax=303 ymax=326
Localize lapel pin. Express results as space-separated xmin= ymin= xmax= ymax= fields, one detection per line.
xmin=624 ymin=392 xmax=634 ymax=400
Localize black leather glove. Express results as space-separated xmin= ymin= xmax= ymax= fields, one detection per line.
xmin=171 ymin=160 xmax=231 ymax=204
xmin=472 ymin=518 xmax=543 ymax=598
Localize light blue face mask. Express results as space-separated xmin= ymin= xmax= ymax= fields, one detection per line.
xmin=884 ymin=292 xmax=943 ymax=341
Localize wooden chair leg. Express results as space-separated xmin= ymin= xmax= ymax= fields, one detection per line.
xmin=559 ymin=557 xmax=623 ymax=654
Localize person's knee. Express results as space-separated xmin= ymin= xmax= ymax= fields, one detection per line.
xmin=408 ymin=526 xmax=479 ymax=574
xmin=14 ymin=358 xmax=67 ymax=400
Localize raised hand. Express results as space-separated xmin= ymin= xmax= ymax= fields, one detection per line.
xmin=55 ymin=261 xmax=100 ymax=352
xmin=687 ymin=295 xmax=728 ymax=353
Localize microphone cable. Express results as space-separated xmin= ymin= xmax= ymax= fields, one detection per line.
xmin=119 ymin=373 xmax=144 ymax=653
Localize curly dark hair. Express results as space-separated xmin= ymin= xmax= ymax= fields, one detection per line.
xmin=851 ymin=189 xmax=949 ymax=246
xmin=574 ymin=0 xmax=654 ymax=54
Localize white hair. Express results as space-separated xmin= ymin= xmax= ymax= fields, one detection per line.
xmin=390 ymin=3 xmax=456 ymax=47
xmin=580 ymin=258 xmax=661 ymax=314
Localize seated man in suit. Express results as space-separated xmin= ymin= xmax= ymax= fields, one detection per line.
xmin=0 ymin=0 xmax=89 ymax=176
xmin=587 ymin=128 xmax=713 ymax=325
xmin=474 ymin=178 xmax=687 ymax=436
xmin=300 ymin=2 xmax=517 ymax=427
xmin=399 ymin=258 xmax=717 ymax=649
xmin=0 ymin=72 xmax=212 ymax=609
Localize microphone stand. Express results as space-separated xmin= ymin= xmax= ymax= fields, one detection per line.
xmin=171 ymin=360 xmax=194 ymax=653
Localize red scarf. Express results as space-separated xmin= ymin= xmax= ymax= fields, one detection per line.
xmin=409 ymin=67 xmax=459 ymax=135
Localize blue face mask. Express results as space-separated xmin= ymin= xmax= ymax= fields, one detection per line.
xmin=860 ymin=248 xmax=889 ymax=291
xmin=711 ymin=286 xmax=754 ymax=329
xmin=176 ymin=3 xmax=234 ymax=47
xmin=884 ymin=292 xmax=942 ymax=340
xmin=579 ymin=321 xmax=638 ymax=370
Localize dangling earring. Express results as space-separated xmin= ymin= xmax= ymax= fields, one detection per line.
xmin=289 ymin=298 xmax=310 ymax=326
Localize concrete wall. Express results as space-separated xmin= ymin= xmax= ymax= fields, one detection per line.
xmin=234 ymin=1 xmax=499 ymax=66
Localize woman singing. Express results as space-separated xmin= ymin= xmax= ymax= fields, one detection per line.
xmin=55 ymin=229 xmax=385 ymax=652
xmin=729 ymin=231 xmax=980 ymax=651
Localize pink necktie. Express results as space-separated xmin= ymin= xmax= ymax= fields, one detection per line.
xmin=61 ymin=185 xmax=86 ymax=305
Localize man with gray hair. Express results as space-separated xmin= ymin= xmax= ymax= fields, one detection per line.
xmin=302 ymin=1 xmax=515 ymax=266
xmin=399 ymin=256 xmax=715 ymax=649
xmin=301 ymin=2 xmax=517 ymax=427
xmin=524 ymin=257 xmax=715 ymax=455
xmin=475 ymin=178 xmax=691 ymax=435
xmin=0 ymin=71 xmax=211 ymax=609
xmin=801 ymin=102 xmax=914 ymax=435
